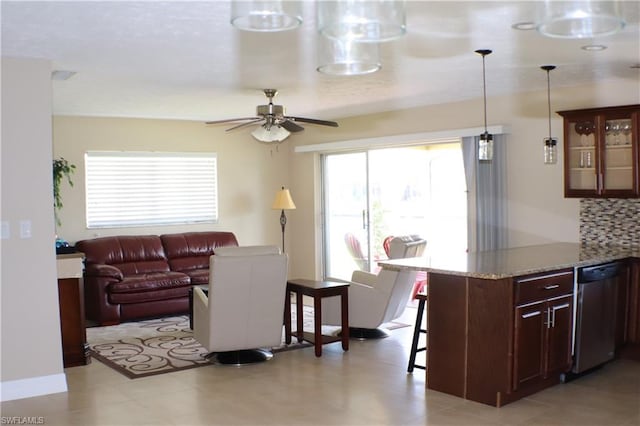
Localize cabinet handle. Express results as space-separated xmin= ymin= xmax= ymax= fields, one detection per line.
xmin=543 ymin=284 xmax=560 ymax=290
xmin=522 ymin=311 xmax=541 ymax=319
xmin=546 ymin=308 xmax=552 ymax=329
xmin=550 ymin=303 xmax=570 ymax=328
xmin=362 ymin=210 xmax=367 ymax=230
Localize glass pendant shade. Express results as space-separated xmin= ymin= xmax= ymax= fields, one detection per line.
xmin=478 ymin=132 xmax=494 ymax=162
xmin=537 ymin=0 xmax=625 ymax=38
xmin=251 ymin=124 xmax=290 ymax=143
xmin=544 ymin=138 xmax=558 ymax=164
xmin=317 ymin=36 xmax=381 ymax=76
xmin=317 ymin=0 xmax=406 ymax=43
xmin=231 ymin=1 xmax=302 ymax=32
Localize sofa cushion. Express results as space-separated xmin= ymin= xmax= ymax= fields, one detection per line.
xmin=109 ymin=271 xmax=191 ymax=294
xmin=160 ymin=232 xmax=239 ymax=273
xmin=110 ymin=286 xmax=191 ymax=304
xmin=184 ymin=269 xmax=209 ymax=285
xmin=77 ymin=235 xmax=170 ymax=275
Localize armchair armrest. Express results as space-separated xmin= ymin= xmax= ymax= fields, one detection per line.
xmin=193 ymin=286 xmax=210 ymax=348
xmin=85 ymin=264 xmax=124 ymax=280
xmin=351 ymin=270 xmax=378 ymax=287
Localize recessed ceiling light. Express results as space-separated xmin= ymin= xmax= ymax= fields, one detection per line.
xmin=511 ymin=21 xmax=536 ymax=31
xmin=51 ymin=70 xmax=77 ymax=81
xmin=581 ymin=44 xmax=607 ymax=51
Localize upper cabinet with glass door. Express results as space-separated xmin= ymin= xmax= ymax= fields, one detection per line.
xmin=558 ymin=105 xmax=640 ymax=198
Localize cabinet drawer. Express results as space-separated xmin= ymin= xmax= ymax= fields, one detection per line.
xmin=515 ymin=270 xmax=574 ymax=305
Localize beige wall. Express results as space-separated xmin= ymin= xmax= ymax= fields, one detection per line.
xmin=53 ymin=116 xmax=290 ymax=248
xmin=287 ymin=78 xmax=640 ymax=279
xmin=1 ymin=57 xmax=67 ymax=400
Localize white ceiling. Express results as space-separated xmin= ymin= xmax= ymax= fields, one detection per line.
xmin=2 ymin=1 xmax=639 ymax=124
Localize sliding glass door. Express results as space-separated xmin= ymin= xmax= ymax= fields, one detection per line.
xmin=323 ymin=152 xmax=371 ymax=278
xmin=322 ymin=143 xmax=467 ymax=281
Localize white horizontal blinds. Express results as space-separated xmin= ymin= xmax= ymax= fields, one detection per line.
xmin=85 ymin=152 xmax=218 ymax=228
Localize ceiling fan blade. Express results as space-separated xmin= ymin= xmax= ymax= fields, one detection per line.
xmin=205 ymin=116 xmax=261 ymax=125
xmin=225 ymin=118 xmax=265 ymax=131
xmin=286 ymin=116 xmax=339 ymax=127
xmin=281 ymin=120 xmax=305 ymax=133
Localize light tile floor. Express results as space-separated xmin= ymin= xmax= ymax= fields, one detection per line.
xmin=2 ymin=307 xmax=639 ymax=425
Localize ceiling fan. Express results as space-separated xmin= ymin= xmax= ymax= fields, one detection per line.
xmin=205 ymin=89 xmax=338 ymax=143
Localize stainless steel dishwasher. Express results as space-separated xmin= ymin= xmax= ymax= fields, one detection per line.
xmin=569 ymin=261 xmax=621 ymax=378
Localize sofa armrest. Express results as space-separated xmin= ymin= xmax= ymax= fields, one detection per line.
xmin=85 ymin=264 xmax=124 ymax=280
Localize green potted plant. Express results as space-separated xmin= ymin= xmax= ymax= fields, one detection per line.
xmin=53 ymin=157 xmax=75 ymax=227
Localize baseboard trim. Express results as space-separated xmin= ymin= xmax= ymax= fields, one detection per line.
xmin=1 ymin=373 xmax=67 ymax=402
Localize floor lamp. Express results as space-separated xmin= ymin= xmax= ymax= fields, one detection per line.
xmin=272 ymin=186 xmax=296 ymax=253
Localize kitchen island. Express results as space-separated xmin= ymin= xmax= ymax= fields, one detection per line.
xmin=379 ymin=242 xmax=640 ymax=407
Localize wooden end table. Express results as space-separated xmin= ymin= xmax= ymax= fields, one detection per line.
xmin=284 ymin=279 xmax=349 ymax=357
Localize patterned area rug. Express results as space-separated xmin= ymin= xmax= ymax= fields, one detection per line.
xmin=87 ymin=305 xmax=409 ymax=379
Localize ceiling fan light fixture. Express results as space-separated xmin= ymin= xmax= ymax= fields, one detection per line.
xmin=537 ymin=0 xmax=625 ymax=39
xmin=231 ymin=0 xmax=302 ymax=32
xmin=251 ymin=124 xmax=290 ymax=143
xmin=317 ymin=0 xmax=406 ymax=43
xmin=317 ymin=36 xmax=381 ymax=76
xmin=475 ymin=49 xmax=493 ymax=162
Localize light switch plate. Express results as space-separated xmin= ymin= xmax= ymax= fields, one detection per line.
xmin=19 ymin=220 xmax=31 ymax=239
xmin=1 ymin=221 xmax=9 ymax=239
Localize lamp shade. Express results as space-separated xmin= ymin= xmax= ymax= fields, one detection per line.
xmin=537 ymin=0 xmax=625 ymax=39
xmin=251 ymin=124 xmax=290 ymax=143
xmin=272 ymin=187 xmax=296 ymax=210
xmin=317 ymin=35 xmax=381 ymax=76
xmin=231 ymin=0 xmax=302 ymax=32
xmin=317 ymin=0 xmax=406 ymax=43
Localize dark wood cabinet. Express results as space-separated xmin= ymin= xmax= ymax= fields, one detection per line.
xmin=427 ymin=268 xmax=575 ymax=407
xmin=513 ymin=271 xmax=573 ymax=391
xmin=57 ymin=254 xmax=90 ymax=368
xmin=615 ymin=262 xmax=630 ymax=350
xmin=558 ymin=104 xmax=640 ymax=198
xmin=629 ymin=259 xmax=640 ymax=344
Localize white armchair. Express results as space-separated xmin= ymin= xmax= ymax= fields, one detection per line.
xmin=193 ymin=245 xmax=288 ymax=364
xmin=322 ymin=267 xmax=418 ymax=339
xmin=322 ymin=235 xmax=425 ymax=339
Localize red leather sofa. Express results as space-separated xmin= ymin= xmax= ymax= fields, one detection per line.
xmin=76 ymin=231 xmax=238 ymax=325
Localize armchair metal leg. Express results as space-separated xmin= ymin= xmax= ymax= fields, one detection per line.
xmin=206 ymin=349 xmax=274 ymax=366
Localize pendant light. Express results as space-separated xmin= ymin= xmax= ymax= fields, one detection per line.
xmin=317 ymin=35 xmax=381 ymax=76
xmin=475 ymin=49 xmax=493 ymax=162
xmin=537 ymin=0 xmax=625 ymax=39
xmin=231 ymin=0 xmax=302 ymax=32
xmin=316 ymin=0 xmax=406 ymax=43
xmin=541 ymin=65 xmax=558 ymax=165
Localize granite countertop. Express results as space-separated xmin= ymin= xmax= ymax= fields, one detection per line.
xmin=378 ymin=242 xmax=640 ymax=279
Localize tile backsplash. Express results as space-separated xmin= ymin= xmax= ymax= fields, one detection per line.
xmin=580 ymin=199 xmax=640 ymax=247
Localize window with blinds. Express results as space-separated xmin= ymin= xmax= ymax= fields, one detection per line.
xmin=85 ymin=151 xmax=218 ymax=228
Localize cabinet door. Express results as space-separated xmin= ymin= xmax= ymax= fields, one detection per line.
xmin=513 ymin=301 xmax=546 ymax=389
xmin=563 ymin=114 xmax=599 ymax=196
xmin=601 ymin=111 xmax=638 ymax=196
xmin=545 ymin=295 xmax=573 ymax=376
xmin=560 ymin=105 xmax=639 ymax=198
